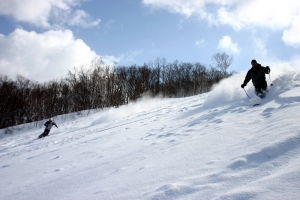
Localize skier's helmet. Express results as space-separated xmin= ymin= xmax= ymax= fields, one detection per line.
xmin=50 ymin=118 xmax=53 ymax=121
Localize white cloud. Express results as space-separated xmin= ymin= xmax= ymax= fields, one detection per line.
xmin=195 ymin=39 xmax=205 ymax=48
xmin=116 ymin=50 xmax=144 ymax=65
xmin=0 ymin=29 xmax=139 ymax=81
xmin=103 ymin=20 xmax=116 ymax=33
xmin=142 ymin=0 xmax=300 ymax=46
xmin=217 ymin=36 xmax=240 ymax=54
xmin=102 ymin=55 xmax=120 ymax=66
xmin=0 ymin=0 xmax=100 ymax=28
xmin=254 ymin=38 xmax=268 ymax=57
xmin=0 ymin=29 xmax=100 ymax=82
xmin=282 ymin=15 xmax=300 ymax=47
xmin=56 ymin=9 xmax=101 ymax=28
xmin=142 ymin=0 xmax=205 ymax=18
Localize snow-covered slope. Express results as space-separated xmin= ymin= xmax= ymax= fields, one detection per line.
xmin=1 ymin=71 xmax=300 ymax=200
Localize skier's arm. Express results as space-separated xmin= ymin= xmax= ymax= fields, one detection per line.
xmin=242 ymin=71 xmax=251 ymax=87
xmin=54 ymin=122 xmax=58 ymax=128
xmin=264 ymin=66 xmax=270 ymax=74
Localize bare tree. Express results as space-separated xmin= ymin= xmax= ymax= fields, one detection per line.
xmin=0 ymin=54 xmax=236 ymax=129
xmin=211 ymin=52 xmax=233 ymax=77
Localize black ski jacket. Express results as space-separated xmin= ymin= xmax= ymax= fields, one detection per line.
xmin=44 ymin=121 xmax=58 ymax=130
xmin=243 ymin=64 xmax=269 ymax=87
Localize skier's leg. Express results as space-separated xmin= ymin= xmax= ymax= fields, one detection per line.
xmin=255 ymin=87 xmax=265 ymax=99
xmin=43 ymin=129 xmax=50 ymax=136
xmin=260 ymin=81 xmax=268 ymax=98
xmin=39 ymin=130 xmax=47 ymax=138
xmin=255 ymin=82 xmax=268 ymax=99
xmin=254 ymin=87 xmax=262 ymax=98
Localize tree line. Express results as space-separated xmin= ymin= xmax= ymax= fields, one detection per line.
xmin=0 ymin=53 xmax=234 ymax=129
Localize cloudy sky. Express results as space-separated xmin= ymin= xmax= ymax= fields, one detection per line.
xmin=0 ymin=0 xmax=300 ymax=82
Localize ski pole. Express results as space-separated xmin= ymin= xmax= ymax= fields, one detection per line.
xmin=243 ymin=88 xmax=250 ymax=99
xmin=269 ymin=74 xmax=273 ymax=86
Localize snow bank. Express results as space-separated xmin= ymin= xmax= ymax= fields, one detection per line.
xmin=202 ymin=73 xmax=246 ymax=107
xmin=90 ymin=97 xmax=168 ymax=126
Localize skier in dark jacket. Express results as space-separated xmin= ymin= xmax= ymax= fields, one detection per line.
xmin=39 ymin=118 xmax=58 ymax=138
xmin=241 ymin=60 xmax=270 ymax=99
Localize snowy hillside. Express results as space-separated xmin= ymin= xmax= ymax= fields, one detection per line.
xmin=1 ymin=69 xmax=300 ymax=200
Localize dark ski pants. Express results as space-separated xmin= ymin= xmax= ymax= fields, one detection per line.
xmin=39 ymin=129 xmax=50 ymax=138
xmin=254 ymin=81 xmax=267 ymax=99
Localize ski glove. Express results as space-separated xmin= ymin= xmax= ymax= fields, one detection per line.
xmin=241 ymin=83 xmax=246 ymax=88
xmin=266 ymin=66 xmax=270 ymax=73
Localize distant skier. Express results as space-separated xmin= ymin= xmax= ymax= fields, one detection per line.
xmin=39 ymin=118 xmax=58 ymax=138
xmin=241 ymin=59 xmax=270 ymax=99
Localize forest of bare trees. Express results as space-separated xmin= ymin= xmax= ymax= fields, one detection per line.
xmin=0 ymin=54 xmax=234 ymax=129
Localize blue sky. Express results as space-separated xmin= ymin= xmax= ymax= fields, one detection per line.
xmin=0 ymin=0 xmax=300 ymax=82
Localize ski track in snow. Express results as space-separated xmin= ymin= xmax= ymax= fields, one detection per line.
xmin=1 ymin=72 xmax=300 ymax=199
